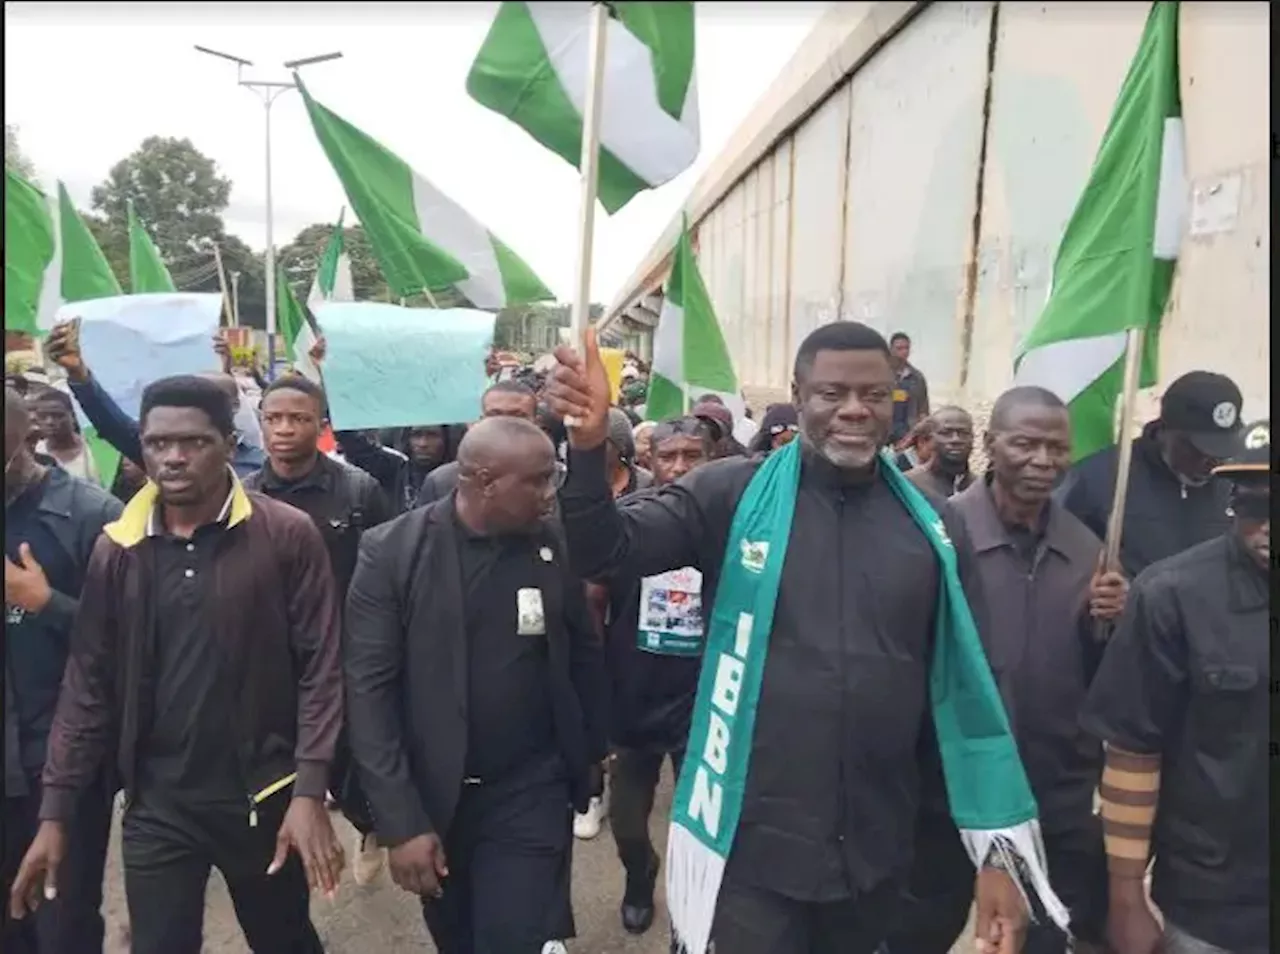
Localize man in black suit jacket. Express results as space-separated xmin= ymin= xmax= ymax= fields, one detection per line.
xmin=344 ymin=416 xmax=607 ymax=954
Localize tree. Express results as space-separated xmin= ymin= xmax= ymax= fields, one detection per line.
xmin=277 ymin=222 xmax=391 ymax=303
xmin=5 ymin=124 xmax=35 ymax=179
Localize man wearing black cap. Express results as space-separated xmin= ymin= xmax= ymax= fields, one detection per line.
xmin=1080 ymin=418 xmax=1269 ymax=954
xmin=690 ymin=400 xmax=746 ymax=459
xmin=1056 ymin=371 xmax=1244 ymax=577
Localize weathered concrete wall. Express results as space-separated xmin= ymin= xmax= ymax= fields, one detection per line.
xmin=668 ymin=1 xmax=1269 ymax=423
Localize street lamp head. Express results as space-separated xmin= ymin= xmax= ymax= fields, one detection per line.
xmin=283 ymin=51 xmax=343 ymax=70
xmin=194 ymin=45 xmax=254 ymax=67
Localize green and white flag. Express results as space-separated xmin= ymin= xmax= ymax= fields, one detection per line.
xmin=1014 ymin=1 xmax=1185 ymax=462
xmin=127 ymin=198 xmax=176 ymax=293
xmin=4 ymin=173 xmax=122 ymax=334
xmin=468 ymin=1 xmax=699 ymax=215
xmin=276 ymin=265 xmax=311 ymax=364
xmin=297 ymin=78 xmax=554 ymax=310
xmin=3 ymin=172 xmax=124 ymax=485
xmin=646 ymin=216 xmax=739 ymax=422
xmin=300 ymin=212 xmax=355 ymax=381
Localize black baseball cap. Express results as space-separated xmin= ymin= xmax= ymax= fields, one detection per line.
xmin=1159 ymin=371 xmax=1244 ymax=459
xmin=1211 ymin=419 xmax=1271 ymax=478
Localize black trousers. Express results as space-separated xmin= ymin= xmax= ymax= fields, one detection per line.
xmin=882 ymin=814 xmax=1108 ymax=954
xmin=711 ymin=875 xmax=901 ymax=954
xmin=2 ymin=772 xmax=111 ymax=954
xmin=422 ymin=757 xmax=574 ymax=954
xmin=609 ymin=746 xmax=684 ymax=876
xmin=120 ymin=792 xmax=323 ymax=954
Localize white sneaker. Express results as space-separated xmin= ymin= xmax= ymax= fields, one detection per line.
xmin=542 ymin=942 xmax=568 ymax=954
xmin=352 ymin=831 xmax=385 ymax=886
xmin=573 ymin=796 xmax=603 ymax=840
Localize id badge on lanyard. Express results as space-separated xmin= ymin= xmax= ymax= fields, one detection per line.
xmin=636 ymin=567 xmax=704 ymax=657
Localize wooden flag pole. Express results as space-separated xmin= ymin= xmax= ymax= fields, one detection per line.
xmin=570 ymin=1 xmax=609 ymax=340
xmin=1094 ymin=326 xmax=1145 ymax=643
xmin=212 ymin=242 xmax=232 ymax=327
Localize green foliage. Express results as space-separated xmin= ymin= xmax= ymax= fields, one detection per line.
xmin=278 ymin=222 xmax=390 ymax=304
xmin=4 ymin=124 xmax=34 ymax=179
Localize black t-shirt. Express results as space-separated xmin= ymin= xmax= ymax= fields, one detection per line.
xmin=138 ymin=523 xmax=243 ymax=809
xmin=456 ymin=519 xmax=557 ymax=781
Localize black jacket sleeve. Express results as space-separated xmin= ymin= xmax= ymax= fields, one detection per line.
xmin=564 ymin=574 xmax=608 ymax=768
xmin=344 ymin=527 xmax=435 ymax=845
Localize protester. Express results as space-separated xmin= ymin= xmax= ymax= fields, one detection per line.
xmin=1081 ymin=419 xmax=1268 ymax=954
xmin=28 ymin=387 xmax=100 ymax=484
xmin=595 ymin=416 xmax=713 ymax=935
xmin=344 ymin=416 xmax=607 ymax=954
xmin=888 ymin=387 xmax=1128 ymax=954
xmin=632 ymin=420 xmax=657 ymax=471
xmin=894 ymin=417 xmax=935 ymax=472
xmin=547 ymin=322 xmax=1040 ymax=954
xmin=413 ymin=380 xmax=543 ymax=507
xmin=1056 ymin=371 xmax=1243 ymax=577
xmin=690 ymin=398 xmax=746 ymax=459
xmin=241 ymin=373 xmax=394 ymax=885
xmin=904 ymin=406 xmax=975 ymax=499
xmin=888 ymin=332 xmax=930 ymax=447
xmin=4 ymin=387 xmax=122 ymax=954
xmin=43 ymin=320 xmax=267 ymax=478
xmin=108 ymin=457 xmax=148 ymax=505
xmin=9 ymin=375 xmax=345 ymax=954
xmin=747 ymin=403 xmax=799 ymax=455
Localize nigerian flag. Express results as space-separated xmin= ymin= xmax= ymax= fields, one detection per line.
xmin=297 ymin=77 xmax=553 ymax=310
xmin=3 ymin=172 xmax=124 ymax=485
xmin=127 ymin=198 xmax=176 ymax=293
xmin=299 ymin=213 xmax=355 ymax=381
xmin=276 ymin=265 xmax=310 ymax=363
xmin=468 ymin=2 xmax=699 ymax=215
xmin=1014 ymin=1 xmax=1186 ymax=462
xmin=646 ymin=216 xmax=738 ymax=422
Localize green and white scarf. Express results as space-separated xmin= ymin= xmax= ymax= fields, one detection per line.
xmin=666 ymin=439 xmax=1069 ymax=953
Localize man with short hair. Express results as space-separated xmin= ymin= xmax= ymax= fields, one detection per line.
xmin=690 ymin=399 xmax=746 ymax=459
xmin=1082 ymin=419 xmax=1268 ymax=954
xmin=1057 ymin=371 xmax=1243 ymax=577
xmin=595 ymin=416 xmax=714 ymax=936
xmin=345 ymin=416 xmax=608 ymax=954
xmin=9 ymin=375 xmax=345 ymax=954
xmin=888 ymin=332 xmax=930 ymax=447
xmin=547 ymin=322 xmax=1045 ymax=954
xmin=42 ymin=320 xmax=267 ymax=478
xmin=242 ymin=373 xmax=394 ymax=884
xmin=904 ymin=406 xmax=975 ymax=500
xmin=4 ymin=387 xmax=122 ymax=954
xmin=27 ymin=387 xmax=100 ymax=484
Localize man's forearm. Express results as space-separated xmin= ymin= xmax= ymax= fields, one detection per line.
xmin=68 ymin=373 xmax=144 ymax=467
xmin=1099 ymin=744 xmax=1160 ymax=891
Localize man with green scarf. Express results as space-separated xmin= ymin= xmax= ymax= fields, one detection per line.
xmin=547 ymin=322 xmax=1064 ymax=954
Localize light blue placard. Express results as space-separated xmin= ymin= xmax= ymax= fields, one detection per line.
xmin=55 ymin=293 xmax=223 ymax=422
xmin=315 ymin=302 xmax=496 ymax=431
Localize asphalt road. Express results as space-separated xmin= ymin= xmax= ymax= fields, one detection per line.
xmin=101 ymin=764 xmax=978 ymax=953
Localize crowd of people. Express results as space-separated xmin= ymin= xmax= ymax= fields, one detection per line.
xmin=2 ymin=318 xmax=1268 ymax=954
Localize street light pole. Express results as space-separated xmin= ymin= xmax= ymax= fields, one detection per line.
xmin=194 ymin=46 xmax=342 ymax=375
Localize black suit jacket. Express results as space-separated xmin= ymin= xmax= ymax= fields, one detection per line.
xmin=344 ymin=495 xmax=608 ymax=846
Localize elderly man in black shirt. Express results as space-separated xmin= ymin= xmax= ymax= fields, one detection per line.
xmin=546 ymin=322 xmax=1028 ymax=954
xmin=345 ymin=415 xmax=607 ymax=954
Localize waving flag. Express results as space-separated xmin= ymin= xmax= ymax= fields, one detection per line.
xmin=127 ymin=198 xmax=176 ymax=293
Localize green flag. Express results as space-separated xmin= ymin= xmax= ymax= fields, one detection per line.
xmin=276 ymin=265 xmax=310 ymax=362
xmin=646 ymin=216 xmax=738 ymax=422
xmin=467 ymin=2 xmax=700 ymax=214
xmin=127 ymin=198 xmax=176 ymax=293
xmin=306 ymin=209 xmax=355 ymax=310
xmin=1014 ymin=1 xmax=1185 ymax=461
xmin=296 ymin=77 xmax=553 ymax=309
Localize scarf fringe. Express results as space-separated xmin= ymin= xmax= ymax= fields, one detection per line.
xmin=960 ymin=822 xmax=1072 ymax=931
xmin=666 ymin=821 xmax=724 ymax=954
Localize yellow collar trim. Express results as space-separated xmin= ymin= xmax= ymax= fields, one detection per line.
xmin=104 ymin=468 xmax=253 ymax=547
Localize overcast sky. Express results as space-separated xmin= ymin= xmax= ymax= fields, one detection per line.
xmin=5 ymin=1 xmax=825 ymax=304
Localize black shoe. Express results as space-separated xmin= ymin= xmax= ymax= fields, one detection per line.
xmin=620 ymin=849 xmax=659 ymax=935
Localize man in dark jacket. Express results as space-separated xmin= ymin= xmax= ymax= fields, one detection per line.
xmin=903 ymin=406 xmax=975 ymax=499
xmin=1056 ymin=371 xmax=1243 ymax=578
xmin=242 ymin=373 xmax=393 ymax=885
xmin=546 ymin=322 xmax=1026 ymax=954
xmin=888 ymin=332 xmax=930 ymax=447
xmin=596 ymin=416 xmax=712 ymax=935
xmin=414 ymin=380 xmax=543 ymax=507
xmin=345 ymin=416 xmax=608 ymax=954
xmin=9 ymin=375 xmax=345 ymax=954
xmin=4 ymin=386 xmax=122 ymax=954
xmin=43 ymin=319 xmax=267 ymax=479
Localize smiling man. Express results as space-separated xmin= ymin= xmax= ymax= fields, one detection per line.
xmin=546 ymin=322 xmax=1057 ymax=954
xmin=9 ymin=375 xmax=345 ymax=954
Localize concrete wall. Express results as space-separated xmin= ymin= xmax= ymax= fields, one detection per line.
xmin=684 ymin=1 xmax=1269 ymax=420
